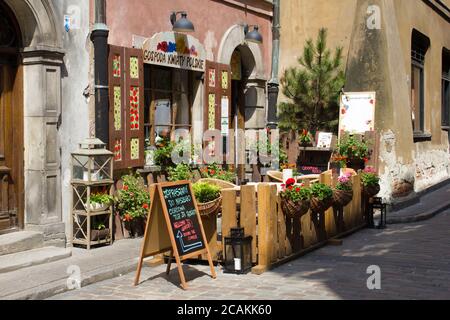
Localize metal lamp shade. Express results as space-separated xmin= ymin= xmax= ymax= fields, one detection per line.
xmin=173 ymin=13 xmax=195 ymax=32
xmin=245 ymin=26 xmax=263 ymax=44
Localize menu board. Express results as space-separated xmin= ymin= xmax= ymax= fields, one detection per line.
xmin=160 ymin=183 xmax=206 ymax=256
xmin=339 ymin=92 xmax=376 ymax=135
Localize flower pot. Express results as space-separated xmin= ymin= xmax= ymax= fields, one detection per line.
xmin=280 ymin=197 xmax=310 ymax=219
xmin=124 ymin=216 xmax=146 ymax=238
xmin=363 ymin=184 xmax=380 ymax=198
xmin=87 ymin=202 xmax=109 ymax=212
xmin=198 ymin=196 xmax=222 ymax=217
xmin=91 ymin=228 xmax=110 ymax=241
xmin=310 ymin=196 xmax=333 ymax=213
xmin=346 ymin=159 xmax=365 ymax=171
xmin=332 ymin=189 xmax=353 ymax=207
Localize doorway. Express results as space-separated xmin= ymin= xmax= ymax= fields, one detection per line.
xmin=0 ymin=2 xmax=24 ymax=233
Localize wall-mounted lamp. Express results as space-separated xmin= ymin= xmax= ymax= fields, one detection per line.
xmin=170 ymin=11 xmax=195 ymax=32
xmin=244 ymin=24 xmax=263 ymax=44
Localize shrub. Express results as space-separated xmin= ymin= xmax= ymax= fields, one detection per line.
xmin=193 ymin=182 xmax=221 ymax=204
xmin=115 ymin=173 xmax=151 ymax=222
xmin=310 ymin=183 xmax=333 ymax=200
xmin=361 ymin=166 xmax=380 ymax=187
xmin=167 ymin=163 xmax=193 ymax=181
xmin=200 ymin=163 xmax=236 ymax=183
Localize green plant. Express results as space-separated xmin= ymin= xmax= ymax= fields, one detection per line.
xmin=337 ymin=134 xmax=371 ymax=162
xmin=310 ymin=183 xmax=333 ymax=200
xmin=153 ymin=137 xmax=175 ymax=168
xmin=298 ymin=129 xmax=313 ymax=146
xmin=360 ymin=167 xmax=380 ymax=187
xmin=92 ymin=222 xmax=106 ymax=230
xmin=89 ymin=193 xmax=113 ymax=205
xmin=200 ymin=163 xmax=236 ymax=183
xmin=193 ymin=182 xmax=221 ymax=203
xmin=115 ymin=172 xmax=151 ymax=222
xmin=280 ymin=179 xmax=311 ymax=202
xmin=278 ymin=28 xmax=345 ymax=134
xmin=167 ymin=163 xmax=193 ymax=181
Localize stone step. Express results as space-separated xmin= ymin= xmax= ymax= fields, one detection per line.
xmin=0 ymin=231 xmax=44 ymax=256
xmin=0 ymin=247 xmax=72 ymax=274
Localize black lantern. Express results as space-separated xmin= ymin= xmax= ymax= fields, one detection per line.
xmin=170 ymin=11 xmax=195 ymax=33
xmin=369 ymin=197 xmax=387 ymax=229
xmin=223 ymin=227 xmax=253 ymax=274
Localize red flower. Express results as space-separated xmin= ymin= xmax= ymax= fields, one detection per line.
xmin=364 ymin=158 xmax=369 ymax=163
xmin=123 ymin=185 xmax=128 ymax=191
xmin=288 ymin=185 xmax=293 ymax=190
xmin=295 ymin=188 xmax=301 ymax=192
xmin=286 ymin=178 xmax=296 ymax=186
xmin=210 ymin=170 xmax=216 ymax=175
xmin=142 ymin=203 xmax=149 ymax=209
xmin=123 ymin=213 xmax=133 ymax=222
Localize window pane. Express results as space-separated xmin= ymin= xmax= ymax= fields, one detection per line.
xmin=443 ymin=79 xmax=450 ymax=127
xmin=174 ymin=93 xmax=190 ymax=125
xmin=152 ymin=67 xmax=171 ymax=91
xmin=411 ymin=65 xmax=422 ymax=132
xmin=154 ymin=99 xmax=171 ymax=141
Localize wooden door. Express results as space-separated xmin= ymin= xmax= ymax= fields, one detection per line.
xmin=0 ymin=63 xmax=23 ymax=233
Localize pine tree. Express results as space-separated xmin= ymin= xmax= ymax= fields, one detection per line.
xmin=278 ymin=28 xmax=345 ymax=134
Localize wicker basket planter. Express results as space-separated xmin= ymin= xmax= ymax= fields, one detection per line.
xmin=197 ymin=196 xmax=222 ymax=217
xmin=332 ymin=189 xmax=353 ymax=207
xmin=363 ymin=184 xmax=380 ymax=198
xmin=280 ymin=197 xmax=310 ymax=219
xmin=310 ymin=196 xmax=333 ymax=213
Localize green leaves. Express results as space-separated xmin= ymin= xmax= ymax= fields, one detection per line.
xmin=167 ymin=163 xmax=193 ymax=182
xmin=193 ymin=182 xmax=221 ymax=204
xmin=310 ymin=183 xmax=333 ymax=201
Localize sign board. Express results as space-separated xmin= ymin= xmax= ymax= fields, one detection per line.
xmin=298 ymin=165 xmax=326 ymax=175
xmin=134 ymin=181 xmax=216 ymax=289
xmin=142 ymin=32 xmax=206 ymax=72
xmin=316 ymin=132 xmax=333 ymax=149
xmin=339 ymin=92 xmax=376 ymax=135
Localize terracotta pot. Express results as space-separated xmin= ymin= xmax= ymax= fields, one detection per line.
xmin=310 ymin=196 xmax=333 ymax=213
xmin=280 ymin=197 xmax=310 ymax=219
xmin=332 ymin=189 xmax=353 ymax=207
xmin=363 ymin=184 xmax=381 ymax=198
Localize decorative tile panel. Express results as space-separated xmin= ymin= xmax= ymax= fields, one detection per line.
xmin=130 ymin=57 xmax=139 ymax=79
xmin=113 ymin=55 xmax=121 ymax=78
xmin=208 ymin=69 xmax=216 ymax=87
xmin=221 ymin=71 xmax=228 ymax=89
xmin=114 ymin=86 xmax=121 ymax=131
xmin=130 ymin=86 xmax=140 ymax=130
xmin=130 ymin=138 xmax=139 ymax=160
xmin=114 ymin=139 xmax=122 ymax=161
xmin=208 ymin=93 xmax=215 ymax=130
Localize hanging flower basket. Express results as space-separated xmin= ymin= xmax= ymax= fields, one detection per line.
xmin=280 ymin=197 xmax=310 ymax=219
xmin=310 ymin=196 xmax=333 ymax=213
xmin=363 ymin=184 xmax=380 ymax=198
xmin=332 ymin=189 xmax=353 ymax=207
xmin=197 ymin=196 xmax=222 ymax=218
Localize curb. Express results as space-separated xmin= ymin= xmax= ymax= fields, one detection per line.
xmin=4 ymin=259 xmax=139 ymax=300
xmin=387 ymin=200 xmax=450 ymax=224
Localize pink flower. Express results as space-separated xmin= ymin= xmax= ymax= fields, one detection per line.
xmin=364 ymin=166 xmax=376 ymax=174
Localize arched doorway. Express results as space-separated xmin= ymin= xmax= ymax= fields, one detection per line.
xmin=0 ymin=1 xmax=23 ymax=233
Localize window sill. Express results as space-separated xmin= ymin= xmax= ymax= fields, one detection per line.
xmin=413 ymin=132 xmax=432 ymax=142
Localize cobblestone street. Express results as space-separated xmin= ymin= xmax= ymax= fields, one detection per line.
xmin=49 ymin=210 xmax=450 ymax=300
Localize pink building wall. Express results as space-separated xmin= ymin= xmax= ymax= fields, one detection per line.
xmin=100 ymin=0 xmax=272 ymax=78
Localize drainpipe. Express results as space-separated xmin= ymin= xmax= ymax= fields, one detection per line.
xmin=267 ymin=0 xmax=280 ymax=129
xmin=90 ymin=0 xmax=109 ymax=145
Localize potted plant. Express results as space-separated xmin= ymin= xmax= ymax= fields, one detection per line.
xmin=192 ymin=182 xmax=222 ymax=217
xmin=279 ymin=178 xmax=311 ymax=219
xmin=336 ymin=134 xmax=371 ymax=171
xmin=115 ymin=173 xmax=151 ymax=238
xmin=298 ymin=129 xmax=314 ymax=147
xmin=361 ymin=166 xmax=380 ymax=198
xmin=200 ymin=163 xmax=236 ymax=183
xmin=332 ymin=172 xmax=353 ymax=207
xmin=90 ymin=221 xmax=110 ymax=241
xmin=310 ymin=182 xmax=334 ymax=213
xmin=167 ymin=163 xmax=193 ymax=181
xmin=153 ymin=137 xmax=175 ymax=170
xmin=87 ymin=192 xmax=113 ymax=212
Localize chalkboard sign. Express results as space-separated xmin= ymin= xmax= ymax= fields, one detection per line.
xmin=160 ymin=183 xmax=206 ymax=256
xmin=134 ymin=181 xmax=216 ymax=290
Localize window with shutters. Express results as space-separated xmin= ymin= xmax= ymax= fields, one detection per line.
xmin=144 ymin=65 xmax=192 ymax=148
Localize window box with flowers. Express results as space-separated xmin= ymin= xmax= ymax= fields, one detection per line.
xmin=332 ymin=172 xmax=353 ymax=207
xmin=361 ymin=166 xmax=380 ymax=198
xmin=115 ymin=173 xmax=151 ymax=238
xmin=280 ymin=178 xmax=312 ymax=219
xmin=310 ymin=183 xmax=334 ymax=213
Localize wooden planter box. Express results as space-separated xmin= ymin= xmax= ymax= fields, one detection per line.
xmin=91 ymin=228 xmax=110 ymax=241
